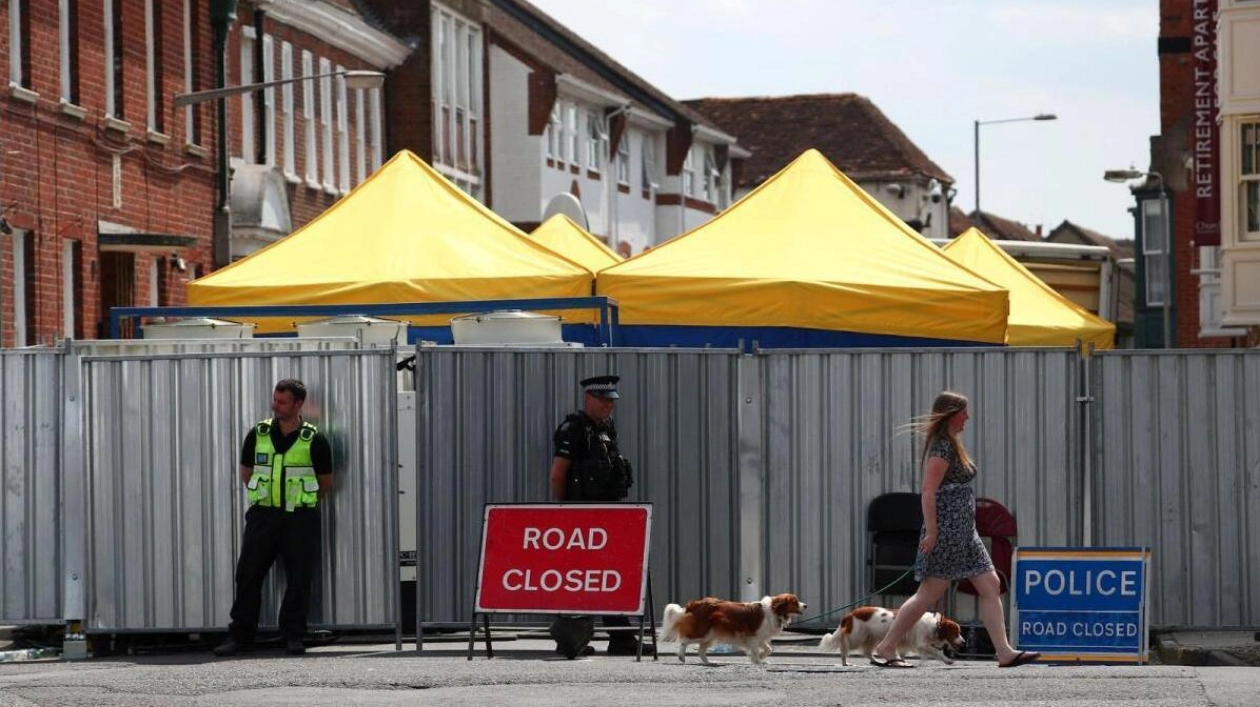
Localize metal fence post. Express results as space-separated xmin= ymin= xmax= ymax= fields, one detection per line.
xmin=736 ymin=353 xmax=763 ymax=601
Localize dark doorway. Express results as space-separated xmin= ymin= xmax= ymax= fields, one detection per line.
xmin=98 ymin=251 xmax=135 ymax=338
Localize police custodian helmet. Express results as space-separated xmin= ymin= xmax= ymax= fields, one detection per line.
xmin=581 ymin=375 xmax=620 ymax=399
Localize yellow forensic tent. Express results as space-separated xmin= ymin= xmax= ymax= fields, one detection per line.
xmin=941 ymin=228 xmax=1115 ymax=349
xmin=188 ymin=150 xmax=593 ymax=331
xmin=596 ymin=149 xmax=1009 ymax=347
xmin=530 ymin=214 xmax=623 ymax=272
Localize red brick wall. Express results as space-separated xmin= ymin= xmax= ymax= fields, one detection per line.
xmin=1160 ymin=0 xmax=1235 ymax=347
xmin=0 ymin=0 xmax=216 ymax=346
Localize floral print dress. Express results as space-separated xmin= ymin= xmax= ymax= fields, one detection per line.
xmin=914 ymin=436 xmax=995 ymax=581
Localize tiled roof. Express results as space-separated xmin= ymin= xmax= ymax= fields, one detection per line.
xmin=970 ymin=210 xmax=1042 ymax=242
xmin=681 ymin=93 xmax=952 ymax=187
xmin=1046 ymin=220 xmax=1134 ymax=259
xmin=949 ymin=207 xmax=976 ymax=238
xmin=485 ymin=0 xmax=721 ymax=130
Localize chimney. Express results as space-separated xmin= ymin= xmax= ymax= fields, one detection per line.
xmin=1035 ymin=224 xmax=1043 ymax=238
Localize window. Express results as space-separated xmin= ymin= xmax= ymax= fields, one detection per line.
xmin=183 ymin=0 xmax=201 ymax=144
xmin=336 ymin=67 xmax=350 ymax=192
xmin=60 ymin=0 xmax=80 ymax=104
xmin=1243 ymin=121 xmax=1260 ymax=238
xmin=9 ymin=0 xmax=31 ymax=89
xmin=702 ymin=148 xmax=717 ymax=203
xmin=12 ymin=230 xmax=34 ymax=347
xmin=302 ymin=50 xmax=317 ymax=185
xmin=545 ymin=103 xmax=560 ymax=161
xmin=105 ymin=0 xmax=124 ymax=118
xmin=641 ymin=133 xmax=656 ymax=192
xmin=145 ymin=0 xmax=164 ymax=134
xmin=355 ymin=87 xmax=366 ymax=184
xmin=240 ymin=29 xmax=254 ymax=161
xmin=566 ymin=103 xmax=578 ymax=167
xmin=431 ymin=4 xmax=483 ymax=197
xmin=369 ymin=88 xmax=383 ymax=168
xmin=262 ymin=34 xmax=275 ymax=166
xmin=319 ymin=57 xmax=334 ymax=190
xmin=281 ymin=41 xmax=295 ymax=178
xmin=1141 ymin=198 xmax=1168 ymax=306
xmin=586 ymin=112 xmax=602 ymax=172
xmin=62 ymin=239 xmax=81 ymax=339
xmin=682 ymin=148 xmax=695 ymax=198
xmin=617 ymin=134 xmax=630 ymax=185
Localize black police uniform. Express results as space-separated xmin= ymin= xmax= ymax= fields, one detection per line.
xmin=227 ymin=421 xmax=332 ymax=649
xmin=549 ymin=375 xmax=644 ymax=658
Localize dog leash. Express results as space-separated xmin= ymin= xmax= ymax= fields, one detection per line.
xmin=788 ymin=568 xmax=915 ymax=630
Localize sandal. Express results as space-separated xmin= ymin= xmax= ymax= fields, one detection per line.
xmin=999 ymin=650 xmax=1041 ymax=668
xmin=870 ymin=656 xmax=914 ymax=668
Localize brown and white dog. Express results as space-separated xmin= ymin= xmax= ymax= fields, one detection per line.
xmin=819 ymin=606 xmax=965 ymax=666
xmin=660 ymin=593 xmax=806 ymax=665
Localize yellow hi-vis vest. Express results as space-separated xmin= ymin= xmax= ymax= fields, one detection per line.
xmin=247 ymin=418 xmax=319 ymax=511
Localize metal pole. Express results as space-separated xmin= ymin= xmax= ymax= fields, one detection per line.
xmin=1160 ymin=182 xmax=1173 ymax=348
xmin=973 ymin=120 xmax=980 ymax=214
xmin=211 ymin=0 xmax=237 ymax=269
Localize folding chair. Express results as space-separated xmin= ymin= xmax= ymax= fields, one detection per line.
xmin=866 ymin=492 xmax=924 ymax=605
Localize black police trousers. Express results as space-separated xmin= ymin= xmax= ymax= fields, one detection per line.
xmin=228 ymin=504 xmax=321 ymax=642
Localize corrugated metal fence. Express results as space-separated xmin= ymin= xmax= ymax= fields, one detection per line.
xmin=4 ymin=344 xmax=1258 ymax=632
xmin=1093 ymin=351 xmax=1260 ymax=628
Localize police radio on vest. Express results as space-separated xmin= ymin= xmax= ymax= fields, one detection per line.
xmin=1023 ymin=568 xmax=1138 ymax=596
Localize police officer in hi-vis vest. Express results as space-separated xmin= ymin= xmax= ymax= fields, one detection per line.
xmin=547 ymin=375 xmax=653 ymax=658
xmin=215 ymin=379 xmax=333 ymax=657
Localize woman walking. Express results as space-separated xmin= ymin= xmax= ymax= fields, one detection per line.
xmin=871 ymin=391 xmax=1039 ymax=669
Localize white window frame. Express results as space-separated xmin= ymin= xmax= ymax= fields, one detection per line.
xmin=1242 ymin=120 xmax=1260 ymax=240
xmin=280 ymin=41 xmax=296 ymax=179
xmin=431 ymin=3 xmax=483 ymax=196
xmin=145 ymin=0 xmax=158 ymax=132
xmin=546 ymin=103 xmax=561 ymax=162
xmin=302 ymin=49 xmax=317 ymax=186
xmin=641 ymin=133 xmax=656 ymax=192
xmin=369 ymin=87 xmax=383 ymax=168
xmin=59 ymin=0 xmax=75 ymax=102
xmin=355 ymin=87 xmax=366 ymax=183
xmin=240 ymin=27 xmax=255 ymax=162
xmin=682 ymin=148 xmax=696 ymax=198
xmin=319 ymin=57 xmax=334 ymax=191
xmin=566 ymin=103 xmax=578 ymax=168
xmin=336 ymin=66 xmax=350 ymax=192
xmin=702 ymin=147 xmax=717 ymax=203
xmin=1141 ymin=198 xmax=1168 ymax=306
xmin=62 ymin=238 xmax=76 ymax=339
xmin=586 ymin=111 xmax=602 ymax=173
xmin=10 ymin=0 xmax=22 ymax=87
xmin=183 ymin=0 xmax=197 ymax=144
xmin=263 ymin=34 xmax=275 ymax=166
xmin=12 ymin=230 xmax=28 ymax=347
xmin=104 ymin=0 xmax=117 ymax=116
xmin=617 ymin=133 xmax=631 ymax=185
xmin=149 ymin=257 xmax=160 ymax=306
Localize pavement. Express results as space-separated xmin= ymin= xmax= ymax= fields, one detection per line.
xmin=1 ymin=630 xmax=1259 ymax=707
xmin=1153 ymin=629 xmax=1260 ymax=667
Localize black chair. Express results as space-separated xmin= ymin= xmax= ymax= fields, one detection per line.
xmin=867 ymin=492 xmax=924 ymax=602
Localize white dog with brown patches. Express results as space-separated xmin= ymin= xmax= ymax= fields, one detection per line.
xmin=819 ymin=606 xmax=965 ymax=666
xmin=660 ymin=594 xmax=806 ymax=665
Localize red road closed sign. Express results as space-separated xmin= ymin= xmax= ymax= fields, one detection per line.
xmin=475 ymin=503 xmax=652 ymax=615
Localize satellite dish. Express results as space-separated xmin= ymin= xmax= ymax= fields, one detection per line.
xmin=542 ymin=192 xmax=589 ymax=231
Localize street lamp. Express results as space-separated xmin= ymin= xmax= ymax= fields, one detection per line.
xmin=1104 ymin=168 xmax=1172 ymax=349
xmin=176 ymin=68 xmax=385 ymax=267
xmin=173 ymin=69 xmax=385 ymax=108
xmin=973 ymin=113 xmax=1057 ymax=214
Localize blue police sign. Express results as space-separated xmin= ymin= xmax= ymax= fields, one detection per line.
xmin=1012 ymin=547 xmax=1151 ymax=664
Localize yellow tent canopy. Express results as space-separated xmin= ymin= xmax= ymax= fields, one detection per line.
xmin=187 ymin=150 xmax=593 ymax=331
xmin=942 ymin=228 xmax=1115 ymax=349
xmin=530 ymin=214 xmax=622 ymax=273
xmin=596 ymin=149 xmax=1009 ymax=346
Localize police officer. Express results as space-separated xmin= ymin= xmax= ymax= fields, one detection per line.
xmin=548 ymin=375 xmax=652 ymax=658
xmin=214 ymin=379 xmax=333 ymax=657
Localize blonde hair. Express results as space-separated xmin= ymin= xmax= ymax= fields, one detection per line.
xmin=908 ymin=391 xmax=973 ymax=471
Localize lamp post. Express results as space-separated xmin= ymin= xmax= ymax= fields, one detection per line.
xmin=1104 ymin=169 xmax=1173 ymax=348
xmin=973 ymin=113 xmax=1057 ymax=214
xmin=177 ymin=67 xmax=385 ymax=267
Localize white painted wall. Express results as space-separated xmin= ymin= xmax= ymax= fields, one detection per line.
xmin=488 ymin=47 xmax=541 ymax=223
